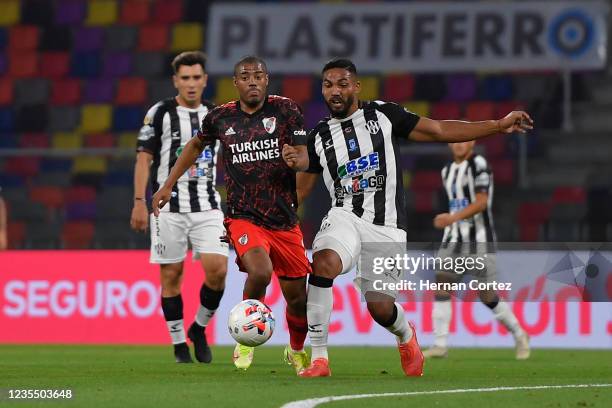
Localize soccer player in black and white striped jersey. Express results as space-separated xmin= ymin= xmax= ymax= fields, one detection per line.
xmin=423 ymin=141 xmax=530 ymax=360
xmin=289 ymin=58 xmax=533 ymax=377
xmin=130 ymin=52 xmax=228 ymax=364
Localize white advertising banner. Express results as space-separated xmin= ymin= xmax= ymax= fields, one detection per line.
xmin=215 ymin=252 xmax=612 ymax=349
xmin=206 ymin=1 xmax=609 ymax=74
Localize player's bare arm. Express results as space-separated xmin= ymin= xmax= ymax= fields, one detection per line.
xmin=130 ymin=151 xmax=153 ymax=232
xmin=434 ymin=192 xmax=488 ymax=229
xmin=409 ymin=111 xmax=534 ymax=143
xmin=282 ymin=144 xmax=309 ymax=172
xmin=296 ymin=172 xmax=319 ymax=206
xmin=152 ymin=136 xmax=205 ymax=216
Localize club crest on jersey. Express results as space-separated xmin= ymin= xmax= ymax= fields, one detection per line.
xmin=348 ymin=139 xmax=358 ymax=152
xmin=337 ymin=152 xmax=379 ymax=179
xmin=238 ymin=233 xmax=248 ymax=245
xmin=365 ymin=120 xmax=380 ymax=134
xmin=262 ymin=117 xmax=276 ymax=134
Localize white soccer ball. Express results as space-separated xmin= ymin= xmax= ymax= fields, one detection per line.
xmin=228 ymin=299 xmax=275 ymax=347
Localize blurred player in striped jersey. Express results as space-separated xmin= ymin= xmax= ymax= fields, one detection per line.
xmin=423 ymin=140 xmax=530 ymax=360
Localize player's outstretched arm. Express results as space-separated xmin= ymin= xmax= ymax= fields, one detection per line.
xmin=434 ymin=192 xmax=488 ymax=229
xmin=409 ymin=111 xmax=533 ymax=143
xmin=282 ymin=144 xmax=309 ymax=172
xmin=152 ymin=136 xmax=204 ymax=216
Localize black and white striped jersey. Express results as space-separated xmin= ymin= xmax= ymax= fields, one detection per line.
xmin=306 ymin=100 xmax=419 ymax=229
xmin=137 ymin=97 xmax=221 ymax=213
xmin=441 ymin=154 xmax=496 ymax=243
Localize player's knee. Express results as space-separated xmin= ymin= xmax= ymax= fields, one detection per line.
xmin=367 ymin=301 xmax=395 ymax=326
xmin=204 ymin=259 xmax=228 ymax=289
xmin=249 ymin=267 xmax=273 ymax=288
xmin=160 ymin=264 xmax=183 ymax=289
xmin=312 ymin=251 xmax=342 ymax=279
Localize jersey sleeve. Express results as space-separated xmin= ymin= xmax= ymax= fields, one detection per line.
xmin=136 ymin=103 xmax=163 ymax=154
xmin=374 ymin=101 xmax=420 ymax=138
xmin=473 ymin=155 xmax=492 ymax=193
xmin=284 ymin=99 xmax=307 ymax=146
xmin=305 ymin=129 xmax=323 ymax=174
xmin=197 ymin=109 xmax=218 ymax=145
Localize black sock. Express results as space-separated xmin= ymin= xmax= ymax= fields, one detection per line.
xmin=381 ymin=304 xmax=398 ymax=327
xmin=309 ymin=275 xmax=334 ymax=288
xmin=200 ymin=284 xmax=224 ymax=310
xmin=161 ymin=294 xmax=183 ymax=321
xmin=484 ymin=296 xmax=500 ymax=310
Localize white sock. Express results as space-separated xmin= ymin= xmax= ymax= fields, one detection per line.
xmin=433 ymin=300 xmax=451 ymax=348
xmin=166 ymin=319 xmax=186 ymax=344
xmin=195 ymin=305 xmax=216 ymax=327
xmin=492 ymin=301 xmax=523 ymax=338
xmin=384 ymin=303 xmax=413 ymax=343
xmin=307 ymin=283 xmax=333 ymax=360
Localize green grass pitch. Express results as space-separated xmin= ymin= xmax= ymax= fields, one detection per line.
xmin=2 ymin=345 xmax=611 ymax=407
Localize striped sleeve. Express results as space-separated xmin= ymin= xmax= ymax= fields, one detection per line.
xmin=373 ymin=100 xmax=420 ymax=139
xmin=305 ymin=128 xmax=323 ymax=174
xmin=136 ymin=102 xmax=164 ymax=154
xmin=473 ymin=155 xmax=491 ymax=193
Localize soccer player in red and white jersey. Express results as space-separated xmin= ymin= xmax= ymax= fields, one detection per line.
xmin=152 ymin=56 xmax=311 ymax=374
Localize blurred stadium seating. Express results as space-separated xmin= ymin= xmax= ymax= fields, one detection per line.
xmin=1 ymin=0 xmax=611 ymax=250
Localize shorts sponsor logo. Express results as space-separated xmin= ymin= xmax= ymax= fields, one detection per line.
xmin=337 ymin=152 xmax=379 ymax=179
xmin=238 ymin=234 xmax=248 ymax=245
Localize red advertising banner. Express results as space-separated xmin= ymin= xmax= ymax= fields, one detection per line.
xmin=1 ymin=251 xmax=610 ymax=347
xmin=0 ymin=251 xmax=212 ymax=344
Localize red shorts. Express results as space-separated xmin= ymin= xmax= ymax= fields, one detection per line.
xmin=225 ymin=217 xmax=311 ymax=279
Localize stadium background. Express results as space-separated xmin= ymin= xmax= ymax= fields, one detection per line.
xmin=0 ymin=0 xmax=610 ymax=348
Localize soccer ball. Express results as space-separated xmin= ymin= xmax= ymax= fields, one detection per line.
xmin=228 ymin=299 xmax=275 ymax=347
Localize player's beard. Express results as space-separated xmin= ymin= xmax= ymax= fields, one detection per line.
xmin=326 ymin=95 xmax=355 ymax=119
xmin=243 ymin=93 xmax=265 ymax=109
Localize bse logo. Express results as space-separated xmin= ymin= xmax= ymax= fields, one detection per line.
xmin=337 ymin=152 xmax=379 ymax=179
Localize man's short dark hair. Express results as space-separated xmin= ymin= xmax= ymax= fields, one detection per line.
xmin=233 ymin=55 xmax=268 ymax=75
xmin=172 ymin=51 xmax=207 ymax=74
xmin=322 ymin=58 xmax=357 ymax=75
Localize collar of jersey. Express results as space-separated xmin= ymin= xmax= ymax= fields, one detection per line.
xmin=176 ymin=104 xmax=203 ymax=112
xmin=235 ymin=95 xmax=269 ymax=118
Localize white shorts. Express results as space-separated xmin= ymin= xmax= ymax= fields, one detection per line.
xmin=150 ymin=209 xmax=229 ymax=264
xmin=312 ymin=207 xmax=406 ymax=297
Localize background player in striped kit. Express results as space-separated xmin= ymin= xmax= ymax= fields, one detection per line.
xmin=423 ymin=140 xmax=530 ymax=360
xmin=130 ymin=51 xmax=228 ymax=364
xmin=292 ymin=58 xmax=533 ymax=377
